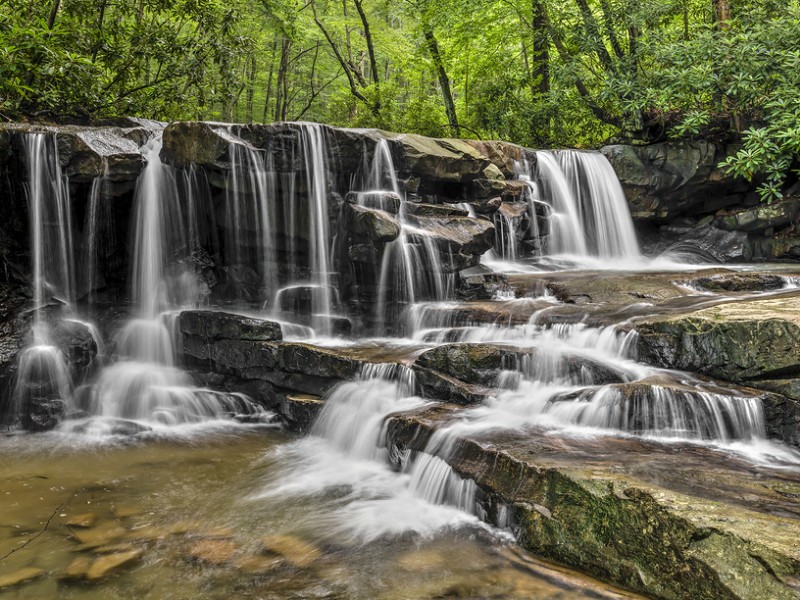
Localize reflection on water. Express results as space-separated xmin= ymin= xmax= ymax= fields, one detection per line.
xmin=0 ymin=430 xmax=639 ymax=599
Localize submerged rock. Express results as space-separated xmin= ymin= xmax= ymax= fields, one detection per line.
xmin=187 ymin=539 xmax=238 ymax=566
xmin=260 ymin=534 xmax=322 ymax=568
xmin=0 ymin=568 xmax=44 ymax=589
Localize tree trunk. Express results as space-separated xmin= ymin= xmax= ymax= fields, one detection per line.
xmin=713 ymin=0 xmax=731 ymax=29
xmin=532 ymin=0 xmax=550 ymax=95
xmin=423 ymin=25 xmax=459 ymax=136
xmin=246 ymin=54 xmax=256 ymax=123
xmin=263 ymin=41 xmax=277 ymax=123
xmin=274 ymin=38 xmax=290 ymax=122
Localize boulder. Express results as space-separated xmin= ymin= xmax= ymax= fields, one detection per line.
xmin=688 ymin=273 xmax=785 ymax=293
xmin=345 ymin=204 xmax=400 ymax=243
xmin=463 ymin=140 xmax=527 ymax=178
xmin=345 ymin=191 xmax=401 ymax=214
xmin=386 ymin=407 xmax=800 ymax=600
xmin=160 ymin=121 xmax=241 ymax=167
xmin=64 ymin=128 xmax=146 ymax=182
xmin=405 ymin=215 xmax=495 ymax=256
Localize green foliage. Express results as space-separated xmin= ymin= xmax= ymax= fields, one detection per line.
xmin=1 ymin=0 xmax=799 ymax=201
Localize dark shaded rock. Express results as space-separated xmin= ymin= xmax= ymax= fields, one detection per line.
xmin=275 ymin=285 xmax=339 ymax=316
xmin=348 ymin=242 xmax=378 ymax=264
xmin=411 ymin=364 xmax=491 ymax=405
xmin=758 ymin=389 xmax=800 ymax=447
xmin=656 ymin=223 xmax=749 ymax=262
xmin=467 ymin=196 xmax=503 ymax=215
xmin=179 ymin=310 xmax=282 ymax=342
xmin=49 ymin=318 xmax=98 ymax=370
xmin=689 ymin=273 xmax=785 ymax=293
xmin=160 ymin=121 xmax=237 ymax=167
xmin=602 ymin=142 xmax=756 ymax=222
xmin=281 ymin=394 xmax=324 ymax=431
xmin=345 ymin=191 xmax=401 ymax=214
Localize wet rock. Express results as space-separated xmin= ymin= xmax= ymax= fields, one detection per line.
xmin=49 ymin=319 xmax=97 ymax=370
xmin=657 ymin=223 xmax=750 ymax=262
xmin=179 ymin=310 xmax=282 ymax=342
xmin=602 ymin=141 xmax=757 ymax=222
xmin=405 ymin=215 xmax=495 ymax=256
xmin=64 ymin=512 xmax=97 ymax=528
xmin=347 ymin=242 xmax=378 ymax=264
xmin=345 ymin=204 xmax=400 ymax=243
xmin=467 ymin=196 xmax=502 ymax=215
xmin=61 ymin=556 xmax=93 ymax=581
xmin=412 ymin=364 xmax=491 ymax=405
xmin=391 ymin=134 xmax=501 ymax=185
xmin=386 ymin=409 xmax=800 ymax=600
xmin=416 ymin=343 xmax=624 ymax=388
xmin=70 ymin=522 xmax=127 ymax=548
xmin=0 ymin=567 xmax=44 ymax=589
xmin=64 ymin=128 xmax=146 ymax=182
xmin=403 ymin=203 xmax=468 ymax=218
xmin=261 ymin=534 xmax=322 ymax=568
xmin=85 ymin=549 xmax=143 ymax=580
xmin=234 ymin=555 xmax=283 ymax=574
xmin=344 ymin=191 xmax=401 ymax=214
xmin=188 ymin=539 xmax=238 ymax=565
xmin=463 ymin=140 xmax=526 ymax=178
xmin=281 ymin=394 xmax=324 ymax=431
xmin=160 ymin=121 xmax=236 ymax=168
xmin=635 ymin=295 xmax=800 ymax=382
xmin=689 ymin=273 xmax=785 ymax=293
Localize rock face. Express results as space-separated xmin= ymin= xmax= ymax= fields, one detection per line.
xmin=601 ymin=141 xmax=757 ymax=222
xmin=635 ymin=295 xmax=800 ymax=382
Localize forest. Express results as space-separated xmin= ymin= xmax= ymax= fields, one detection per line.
xmin=1 ymin=0 xmax=799 ymax=199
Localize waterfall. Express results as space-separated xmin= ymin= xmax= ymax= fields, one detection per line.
xmin=88 ymin=133 xmax=264 ymax=426
xmin=364 ymin=138 xmax=451 ymax=335
xmin=23 ymin=134 xmax=75 ymax=332
xmin=83 ymin=158 xmax=112 ymax=307
xmin=555 ymin=151 xmax=641 ymax=258
xmin=510 ymin=151 xmax=640 ymax=262
xmin=10 ymin=134 xmax=75 ymax=429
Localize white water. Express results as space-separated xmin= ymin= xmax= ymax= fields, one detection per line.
xmin=87 ymin=134 xmax=264 ymax=425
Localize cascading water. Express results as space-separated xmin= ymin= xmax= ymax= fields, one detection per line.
xmin=362 ymin=139 xmax=451 ymax=334
xmin=10 ymin=133 xmax=75 ymax=429
xmin=87 ymin=133 xmax=263 ymax=426
xmin=509 ymin=151 xmax=641 ymax=262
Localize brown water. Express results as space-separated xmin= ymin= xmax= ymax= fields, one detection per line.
xmin=0 ymin=426 xmax=640 ymax=599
